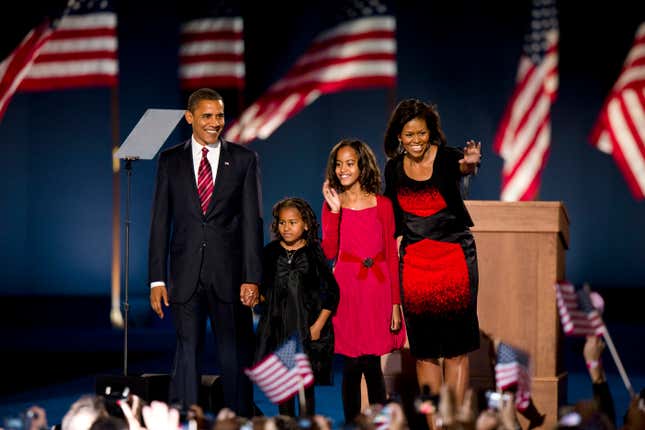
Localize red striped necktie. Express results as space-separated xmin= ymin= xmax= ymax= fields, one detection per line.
xmin=197 ymin=147 xmax=214 ymax=214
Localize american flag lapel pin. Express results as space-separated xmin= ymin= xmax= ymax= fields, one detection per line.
xmin=224 ymin=161 xmax=230 ymax=166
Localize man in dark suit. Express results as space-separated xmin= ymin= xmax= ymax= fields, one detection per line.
xmin=148 ymin=88 xmax=262 ymax=417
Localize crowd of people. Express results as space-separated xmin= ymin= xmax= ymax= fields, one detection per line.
xmin=5 ymin=88 xmax=643 ymax=430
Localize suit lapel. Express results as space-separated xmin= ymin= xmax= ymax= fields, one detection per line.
xmin=180 ymin=141 xmax=203 ymax=216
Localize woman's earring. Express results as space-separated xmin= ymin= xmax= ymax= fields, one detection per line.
xmin=398 ymin=139 xmax=405 ymax=154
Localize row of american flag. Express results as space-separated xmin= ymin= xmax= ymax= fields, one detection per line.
xmin=1 ymin=0 xmax=643 ymax=201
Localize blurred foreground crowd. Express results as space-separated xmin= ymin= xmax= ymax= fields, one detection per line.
xmin=3 ymin=337 xmax=643 ymax=430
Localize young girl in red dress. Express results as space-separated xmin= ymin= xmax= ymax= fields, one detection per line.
xmin=321 ymin=138 xmax=405 ymax=424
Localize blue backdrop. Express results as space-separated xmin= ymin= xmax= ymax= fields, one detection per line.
xmin=1 ymin=0 xmax=643 ymax=298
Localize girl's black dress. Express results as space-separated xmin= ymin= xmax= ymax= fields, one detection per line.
xmin=255 ymin=240 xmax=340 ymax=385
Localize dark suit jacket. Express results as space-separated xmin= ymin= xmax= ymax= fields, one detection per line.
xmin=148 ymin=138 xmax=263 ymax=303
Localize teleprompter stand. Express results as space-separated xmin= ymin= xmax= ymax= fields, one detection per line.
xmin=96 ymin=109 xmax=184 ymax=403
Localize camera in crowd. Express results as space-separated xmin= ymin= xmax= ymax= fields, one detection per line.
xmin=414 ymin=385 xmax=439 ymax=415
xmin=485 ymin=390 xmax=512 ymax=411
xmin=101 ymin=385 xmax=131 ymax=420
xmin=3 ymin=408 xmax=44 ymax=430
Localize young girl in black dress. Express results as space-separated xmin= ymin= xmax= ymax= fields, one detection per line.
xmin=254 ymin=197 xmax=340 ymax=417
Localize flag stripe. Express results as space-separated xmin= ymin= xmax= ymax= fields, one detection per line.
xmin=180 ymin=53 xmax=243 ymax=64
xmin=179 ymin=63 xmax=245 ymax=79
xmin=272 ymin=60 xmax=395 ymax=93
xmin=178 ymin=16 xmax=244 ymax=90
xmin=604 ymin=90 xmax=645 ymax=198
xmin=181 ymin=17 xmax=243 ymax=33
xmin=18 ymin=2 xmax=118 ymax=92
xmin=316 ymin=16 xmax=395 ymax=42
xmin=179 ymin=41 xmax=244 ymax=56
xmin=289 ymin=51 xmax=396 ymax=78
xmin=301 ymin=32 xmax=396 ymax=61
xmin=18 ymin=74 xmax=117 ymax=92
xmin=35 ymin=50 xmax=118 ymax=62
xmin=180 ymin=77 xmax=243 ymax=90
xmin=494 ymin=0 xmax=559 ymax=201
xmin=37 ymin=37 xmax=117 ymax=55
xmin=501 ymin=118 xmax=551 ymax=201
xmin=181 ymin=31 xmax=243 ymax=42
xmin=225 ymin=12 xmax=396 ymax=144
xmin=590 ymin=22 xmax=645 ymax=200
xmin=0 ymin=23 xmax=53 ymax=120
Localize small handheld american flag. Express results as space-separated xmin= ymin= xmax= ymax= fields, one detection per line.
xmin=554 ymin=281 xmax=605 ymax=337
xmin=495 ymin=342 xmax=531 ymax=411
xmin=244 ymin=333 xmax=314 ymax=404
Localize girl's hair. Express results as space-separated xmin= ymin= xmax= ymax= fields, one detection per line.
xmin=383 ymin=98 xmax=447 ymax=159
xmin=325 ymin=138 xmax=381 ymax=194
xmin=270 ymin=197 xmax=320 ymax=242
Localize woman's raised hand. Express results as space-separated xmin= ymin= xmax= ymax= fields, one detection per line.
xmin=460 ymin=140 xmax=482 ymax=166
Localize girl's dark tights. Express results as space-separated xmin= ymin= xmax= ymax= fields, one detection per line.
xmin=341 ymin=354 xmax=386 ymax=423
xmin=278 ymin=384 xmax=315 ymax=417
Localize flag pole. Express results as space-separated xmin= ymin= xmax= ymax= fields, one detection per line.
xmin=109 ymin=85 xmax=123 ymax=331
xmin=583 ymin=283 xmax=636 ymax=398
xmin=602 ymin=327 xmax=635 ymax=397
xmin=297 ymin=376 xmax=307 ymax=417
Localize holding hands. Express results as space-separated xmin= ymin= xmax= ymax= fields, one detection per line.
xmin=240 ymin=283 xmax=259 ymax=307
xmin=322 ymin=180 xmax=341 ymax=213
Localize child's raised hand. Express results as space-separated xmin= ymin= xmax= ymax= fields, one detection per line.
xmin=322 ymin=180 xmax=341 ymax=213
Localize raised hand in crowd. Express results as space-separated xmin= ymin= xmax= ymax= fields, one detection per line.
xmin=363 ymin=401 xmax=408 ymax=430
xmin=584 ymin=335 xmax=606 ymax=384
xmin=474 ymin=392 xmax=517 ymax=430
xmin=622 ymin=390 xmax=645 ymax=430
xmin=582 ymin=335 xmax=617 ymax=426
xmin=119 ymin=399 xmax=180 ymax=430
xmin=26 ymin=406 xmax=48 ymax=430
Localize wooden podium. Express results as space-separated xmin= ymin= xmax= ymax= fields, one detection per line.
xmin=465 ymin=200 xmax=569 ymax=429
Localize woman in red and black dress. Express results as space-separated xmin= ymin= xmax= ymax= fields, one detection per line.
xmin=383 ymin=98 xmax=482 ymax=407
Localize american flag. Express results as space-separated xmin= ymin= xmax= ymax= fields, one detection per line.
xmin=178 ymin=0 xmax=244 ymax=90
xmin=18 ymin=0 xmax=117 ymax=92
xmin=0 ymin=22 xmax=53 ymax=120
xmin=493 ymin=0 xmax=559 ymax=201
xmin=495 ymin=342 xmax=531 ymax=411
xmin=590 ymin=22 xmax=645 ymax=200
xmin=554 ymin=281 xmax=605 ymax=337
xmin=244 ymin=334 xmax=314 ymax=404
xmin=225 ymin=0 xmax=396 ymax=144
